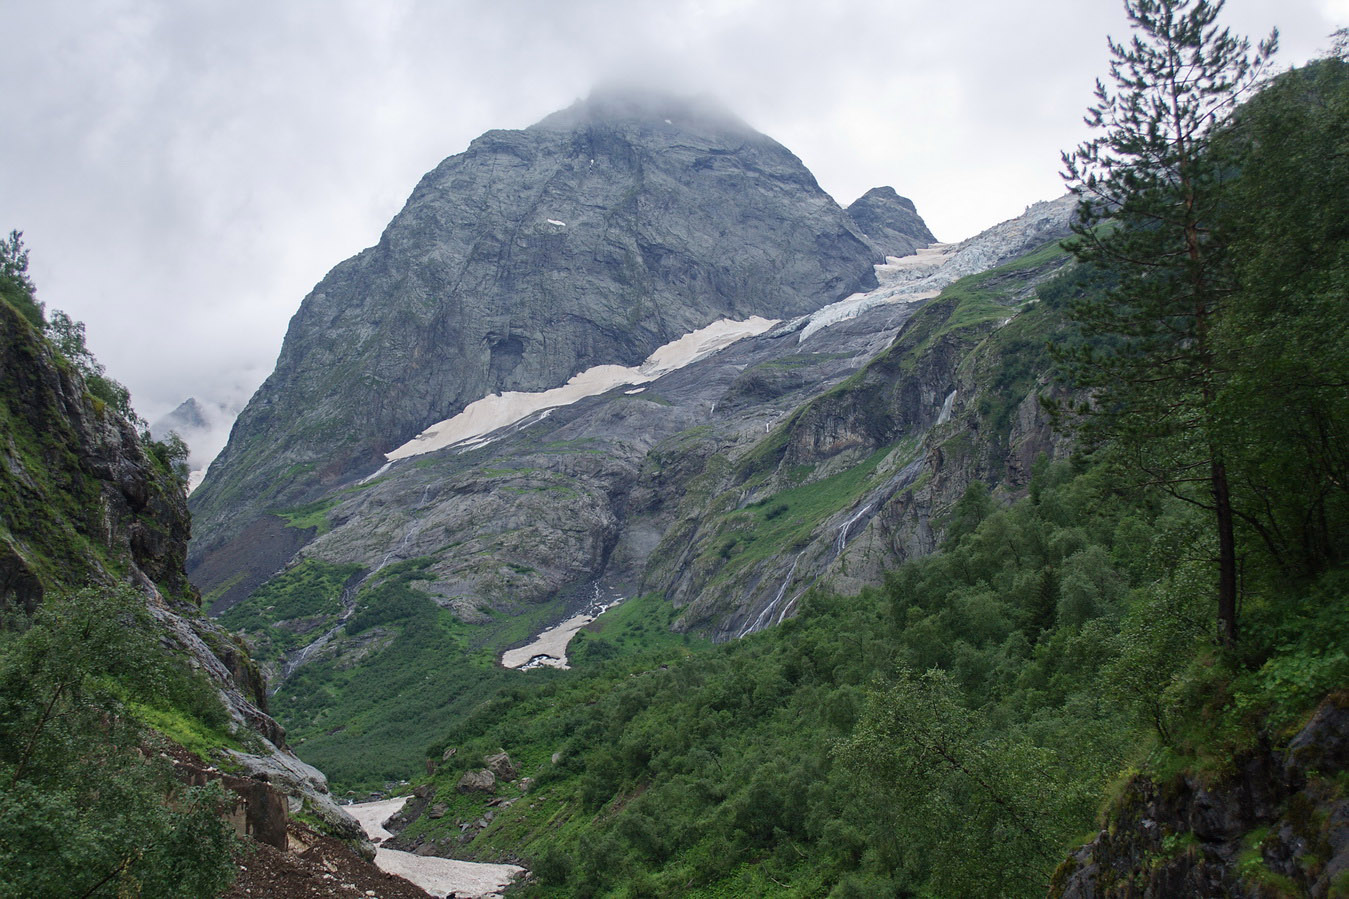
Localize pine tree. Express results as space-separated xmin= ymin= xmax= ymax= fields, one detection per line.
xmin=0 ymin=230 xmax=43 ymax=327
xmin=1057 ymin=0 xmax=1276 ymax=647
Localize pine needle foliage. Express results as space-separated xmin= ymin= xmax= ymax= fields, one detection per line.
xmin=1056 ymin=0 xmax=1277 ymax=646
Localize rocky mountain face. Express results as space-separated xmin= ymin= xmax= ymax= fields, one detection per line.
xmin=845 ymin=186 xmax=937 ymax=257
xmin=0 ymin=297 xmax=370 ymax=855
xmin=204 ymin=162 xmax=1076 ymax=779
xmin=189 ymin=88 xmax=889 ymax=566
xmin=641 ymin=197 xmax=1076 ymax=640
xmin=183 ymin=87 xmax=1093 ymax=783
xmin=1051 ymin=695 xmax=1349 ymax=898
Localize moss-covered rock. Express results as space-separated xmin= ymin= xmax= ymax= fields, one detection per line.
xmin=1052 ymin=694 xmax=1349 ymax=898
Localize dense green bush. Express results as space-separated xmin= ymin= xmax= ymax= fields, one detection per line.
xmin=0 ymin=586 xmax=237 ymax=897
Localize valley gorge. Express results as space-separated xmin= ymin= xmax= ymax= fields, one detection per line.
xmin=189 ymin=88 xmax=1084 ymax=788
xmin=4 ymin=42 xmax=1347 ymax=897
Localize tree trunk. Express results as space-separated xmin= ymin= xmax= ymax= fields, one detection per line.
xmin=1213 ymin=456 xmax=1239 ymax=647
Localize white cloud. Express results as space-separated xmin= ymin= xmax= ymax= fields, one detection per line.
xmin=0 ymin=0 xmax=1337 ymax=428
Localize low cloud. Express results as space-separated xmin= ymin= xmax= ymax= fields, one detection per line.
xmin=2 ymin=0 xmax=1337 ymax=448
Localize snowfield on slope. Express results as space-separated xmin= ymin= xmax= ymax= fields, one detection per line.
xmin=385 ymin=316 xmax=778 ymax=461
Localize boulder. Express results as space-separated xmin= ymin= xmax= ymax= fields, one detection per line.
xmin=484 ymin=752 xmax=518 ymax=781
xmin=457 ymin=769 xmax=496 ymax=793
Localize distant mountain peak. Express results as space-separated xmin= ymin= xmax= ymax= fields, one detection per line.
xmin=150 ymin=396 xmax=207 ymax=439
xmin=530 ymin=85 xmax=751 ymax=134
xmin=846 ymin=186 xmax=937 ymax=257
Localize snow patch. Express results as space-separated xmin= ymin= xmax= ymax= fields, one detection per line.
xmin=346 ymin=796 xmax=525 ymax=898
xmin=386 ymin=316 xmax=778 ymax=461
xmin=794 ymin=195 xmax=1075 ymax=344
xmin=501 ymin=585 xmax=624 ymax=670
xmin=937 ymin=389 xmax=957 ymax=425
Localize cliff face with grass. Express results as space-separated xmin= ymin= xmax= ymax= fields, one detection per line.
xmin=0 ymin=293 xmax=272 ymax=727
xmin=0 ymin=297 xmax=192 ymax=611
xmin=0 ymin=292 xmax=373 ymax=884
xmin=1051 ymin=696 xmax=1349 ymax=898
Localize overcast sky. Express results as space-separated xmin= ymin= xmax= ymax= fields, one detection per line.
xmin=2 ymin=0 xmax=1344 ymax=441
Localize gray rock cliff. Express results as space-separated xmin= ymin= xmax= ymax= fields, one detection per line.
xmin=845 ymin=186 xmax=938 ymax=257
xmin=189 ymin=88 xmax=890 ymax=570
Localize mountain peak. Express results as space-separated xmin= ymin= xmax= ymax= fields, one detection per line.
xmin=846 ymin=186 xmax=937 ymax=257
xmin=530 ymin=85 xmax=752 ymax=134
xmin=150 ymin=397 xmax=207 ymax=439
xmin=189 ymin=89 xmax=883 ymax=564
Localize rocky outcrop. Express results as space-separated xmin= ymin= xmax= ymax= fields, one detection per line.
xmin=0 ymin=297 xmax=193 ymax=609
xmin=0 ymin=294 xmax=372 ymax=858
xmin=846 ymin=186 xmax=938 ymax=257
xmin=484 ymin=751 xmax=519 ymax=782
xmin=1051 ymin=695 xmax=1349 ymax=898
xmin=169 ymin=744 xmax=289 ymax=850
xmin=189 ymin=87 xmax=895 ymax=575
xmin=458 ymin=769 xmax=498 ymax=793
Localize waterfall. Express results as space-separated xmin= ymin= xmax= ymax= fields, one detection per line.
xmin=276 ymin=579 xmax=362 ymax=688
xmin=738 ymin=551 xmax=803 ymax=639
xmin=358 ymin=461 xmax=392 ymax=485
xmin=936 ymin=389 xmax=957 ymax=425
xmin=835 ymin=503 xmax=872 ymax=555
xmin=375 ymin=483 xmax=434 ymax=572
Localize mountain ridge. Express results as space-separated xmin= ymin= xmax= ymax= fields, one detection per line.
xmin=189 ymin=88 xmax=899 ymax=572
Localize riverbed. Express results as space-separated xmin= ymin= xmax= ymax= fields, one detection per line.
xmin=345 ymin=797 xmax=524 ymax=898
